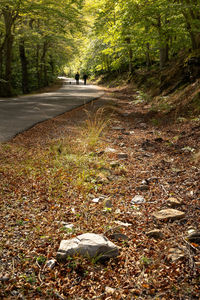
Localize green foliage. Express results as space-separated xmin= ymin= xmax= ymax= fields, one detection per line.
xmin=76 ymin=0 xmax=200 ymax=76
xmin=0 ymin=0 xmax=85 ymax=95
xmin=1 ymin=0 xmax=200 ymax=93
xmin=36 ymin=255 xmax=46 ymax=265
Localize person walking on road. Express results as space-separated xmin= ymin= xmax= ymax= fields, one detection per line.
xmin=83 ymin=74 xmax=88 ymax=85
xmin=75 ymin=72 xmax=80 ymax=85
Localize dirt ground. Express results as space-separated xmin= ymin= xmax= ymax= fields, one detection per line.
xmin=0 ymin=86 xmax=199 ymax=299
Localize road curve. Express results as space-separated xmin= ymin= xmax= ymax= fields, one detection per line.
xmin=0 ymin=77 xmax=104 ymax=142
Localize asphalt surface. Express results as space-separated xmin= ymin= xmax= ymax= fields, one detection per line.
xmin=0 ymin=77 xmax=104 ymax=142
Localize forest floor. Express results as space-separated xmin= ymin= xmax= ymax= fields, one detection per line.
xmin=0 ymin=83 xmax=200 ymax=299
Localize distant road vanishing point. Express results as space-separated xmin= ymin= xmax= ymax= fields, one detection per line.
xmin=0 ymin=77 xmax=104 ymax=142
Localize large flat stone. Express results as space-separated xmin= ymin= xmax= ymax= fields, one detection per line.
xmin=57 ymin=233 xmax=119 ymax=261
xmin=153 ymin=209 xmax=185 ymax=221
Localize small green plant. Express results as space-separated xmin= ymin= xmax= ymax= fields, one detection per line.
xmin=134 ymin=90 xmax=151 ymax=103
xmin=36 ymin=255 xmax=46 ymax=265
xmin=16 ymin=220 xmax=24 ymax=226
xmin=150 ymin=118 xmax=160 ymax=126
xmin=91 ymin=253 xmax=104 ymax=264
xmin=20 ymin=273 xmax=36 ymax=284
xmin=140 ymin=256 xmax=152 ymax=266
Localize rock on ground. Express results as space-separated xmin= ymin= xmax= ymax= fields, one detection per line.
xmin=57 ymin=233 xmax=119 ymax=261
xmin=168 ymin=248 xmax=186 ymax=262
xmin=153 ymin=209 xmax=185 ymax=221
xmin=167 ymin=197 xmax=182 ymax=207
xmin=146 ymin=229 xmax=163 ymax=239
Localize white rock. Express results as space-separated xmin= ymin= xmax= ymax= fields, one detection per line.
xmin=153 ymin=209 xmax=185 ymax=221
xmin=63 ymin=224 xmax=74 ymax=230
xmin=114 ymin=220 xmax=132 ymax=227
xmin=105 ymin=286 xmax=116 ymax=294
xmin=92 ymin=198 xmax=100 ymax=203
xmin=111 ymin=127 xmax=125 ymax=131
xmin=146 ymin=229 xmax=163 ymax=239
xmin=117 ymin=153 xmax=128 ymax=159
xmin=167 ymin=197 xmax=182 ymax=207
xmin=57 ymin=233 xmax=119 ymax=261
xmin=46 ymin=259 xmax=56 ymax=269
xmin=131 ymin=195 xmax=145 ymax=204
xmin=168 ymin=248 xmax=185 ymax=262
xmin=105 ymin=147 xmax=117 ymax=153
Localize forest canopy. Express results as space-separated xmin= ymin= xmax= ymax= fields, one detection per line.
xmin=80 ymin=0 xmax=200 ymax=76
xmin=0 ymin=0 xmax=85 ymax=96
xmin=0 ymin=0 xmax=200 ymax=96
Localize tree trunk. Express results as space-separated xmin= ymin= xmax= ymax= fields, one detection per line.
xmin=159 ymin=43 xmax=169 ymax=68
xmin=40 ymin=41 xmax=48 ymax=86
xmin=146 ymin=43 xmax=151 ymax=69
xmin=36 ymin=44 xmax=41 ymax=88
xmin=19 ymin=39 xmax=29 ymax=94
xmin=0 ymin=41 xmax=5 ymax=95
xmin=3 ymin=8 xmax=14 ymax=96
xmin=126 ymin=37 xmax=133 ymax=73
xmin=181 ymin=1 xmax=200 ymax=50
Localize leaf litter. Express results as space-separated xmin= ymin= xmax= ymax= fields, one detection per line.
xmin=0 ymin=88 xmax=200 ymax=299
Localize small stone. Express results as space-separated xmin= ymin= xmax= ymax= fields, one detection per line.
xmin=96 ymin=173 xmax=109 ymax=183
xmin=111 ymin=233 xmax=128 ymax=241
xmin=187 ymin=230 xmax=200 ymax=244
xmin=104 ymin=199 xmax=112 ymax=208
xmin=117 ymin=153 xmax=128 ymax=159
xmin=105 ymin=147 xmax=117 ymax=153
xmin=105 ymin=286 xmax=116 ymax=294
xmin=131 ymin=195 xmax=145 ymax=204
xmin=139 ymin=123 xmax=147 ymax=129
xmin=146 ymin=229 xmax=163 ymax=239
xmin=92 ymin=198 xmax=100 ymax=203
xmin=167 ymin=197 xmax=182 ymax=208
xmin=97 ymin=150 xmax=104 ymax=156
xmin=46 ymin=259 xmax=56 ymax=269
xmin=168 ymin=248 xmax=185 ymax=262
xmin=153 ymin=209 xmax=185 ymax=221
xmin=114 ymin=220 xmax=132 ymax=227
xmin=57 ymin=233 xmax=119 ymax=261
xmin=142 ymin=152 xmax=152 ymax=158
xmin=141 ymin=179 xmax=149 ymax=185
xmin=112 ymin=127 xmax=125 ymax=131
xmin=0 ymin=274 xmax=10 ymax=282
xmin=63 ymin=223 xmax=74 ymax=230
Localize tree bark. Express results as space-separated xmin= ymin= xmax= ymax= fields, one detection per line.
xmin=159 ymin=43 xmax=169 ymax=68
xmin=3 ymin=7 xmax=14 ymax=96
xmin=125 ymin=37 xmax=133 ymax=73
xmin=36 ymin=44 xmax=41 ymax=88
xmin=40 ymin=41 xmax=48 ymax=86
xmin=181 ymin=0 xmax=200 ymax=50
xmin=19 ymin=39 xmax=29 ymax=94
xmin=146 ymin=43 xmax=151 ymax=69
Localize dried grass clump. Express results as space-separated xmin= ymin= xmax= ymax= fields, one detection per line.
xmin=81 ymin=107 xmax=111 ymax=151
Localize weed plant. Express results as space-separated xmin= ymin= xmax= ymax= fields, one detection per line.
xmin=81 ymin=107 xmax=111 ymax=151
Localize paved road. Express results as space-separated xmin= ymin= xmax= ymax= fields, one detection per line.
xmin=0 ymin=77 xmax=104 ymax=142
